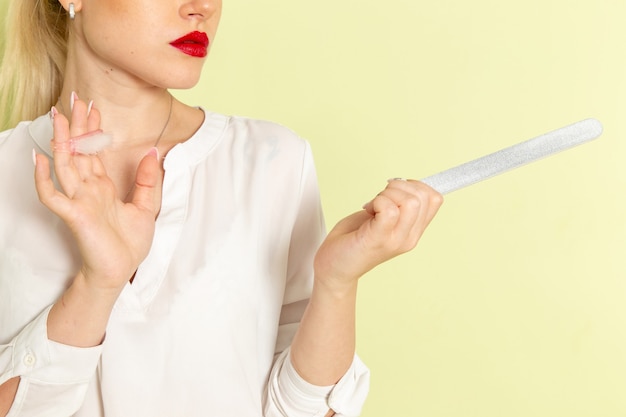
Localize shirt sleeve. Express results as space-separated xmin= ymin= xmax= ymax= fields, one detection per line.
xmin=266 ymin=349 xmax=370 ymax=417
xmin=264 ymin=141 xmax=370 ymax=416
xmin=0 ymin=305 xmax=102 ymax=416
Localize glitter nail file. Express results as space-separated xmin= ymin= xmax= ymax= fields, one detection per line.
xmin=420 ymin=119 xmax=603 ymax=195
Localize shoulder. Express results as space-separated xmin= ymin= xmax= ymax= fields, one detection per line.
xmin=222 ymin=114 xmax=309 ymax=152
xmin=199 ymin=112 xmax=313 ymax=168
xmin=0 ymin=119 xmax=37 ymax=153
xmin=0 ymin=120 xmax=30 ymax=141
xmin=197 ymin=112 xmax=319 ymax=191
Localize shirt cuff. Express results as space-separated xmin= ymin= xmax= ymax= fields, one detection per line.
xmin=11 ymin=305 xmax=103 ymax=384
xmin=267 ymin=348 xmax=370 ymax=417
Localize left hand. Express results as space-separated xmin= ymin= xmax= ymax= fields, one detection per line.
xmin=314 ymin=179 xmax=443 ymax=292
xmin=34 ymin=97 xmax=163 ymax=292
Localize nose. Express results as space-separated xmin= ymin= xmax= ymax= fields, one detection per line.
xmin=179 ymin=0 xmax=220 ymax=20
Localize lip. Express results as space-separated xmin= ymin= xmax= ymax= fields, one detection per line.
xmin=169 ymin=31 xmax=209 ymax=58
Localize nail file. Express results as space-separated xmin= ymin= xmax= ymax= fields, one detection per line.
xmin=419 ymin=119 xmax=603 ymax=195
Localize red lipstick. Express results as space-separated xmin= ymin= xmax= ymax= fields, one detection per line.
xmin=169 ymin=31 xmax=209 ymax=58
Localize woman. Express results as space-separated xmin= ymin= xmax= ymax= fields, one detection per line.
xmin=0 ymin=0 xmax=443 ymax=415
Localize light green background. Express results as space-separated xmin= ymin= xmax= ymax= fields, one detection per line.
xmin=189 ymin=3 xmax=625 ymax=415
xmin=3 ymin=1 xmax=626 ymax=416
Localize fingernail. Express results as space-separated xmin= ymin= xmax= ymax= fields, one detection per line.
xmin=87 ymin=100 xmax=94 ymax=116
xmin=70 ymin=91 xmax=78 ymax=111
xmin=388 ymin=177 xmax=407 ymax=182
xmin=32 ymin=148 xmax=37 ymax=166
xmin=50 ymin=106 xmax=58 ymax=120
xmin=147 ymin=147 xmax=160 ymax=161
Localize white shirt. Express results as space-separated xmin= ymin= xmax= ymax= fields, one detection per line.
xmin=0 ymin=111 xmax=369 ymax=416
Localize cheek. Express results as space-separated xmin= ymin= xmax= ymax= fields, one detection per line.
xmin=80 ymin=13 xmax=139 ymax=55
xmin=80 ymin=0 xmax=140 ymax=37
xmin=100 ymin=0 xmax=134 ymax=14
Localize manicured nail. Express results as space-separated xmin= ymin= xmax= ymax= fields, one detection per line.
xmin=50 ymin=106 xmax=58 ymax=120
xmin=388 ymin=177 xmax=407 ymax=182
xmin=147 ymin=147 xmax=160 ymax=161
xmin=87 ymin=100 xmax=94 ymax=116
xmin=70 ymin=91 xmax=78 ymax=111
xmin=32 ymin=148 xmax=37 ymax=166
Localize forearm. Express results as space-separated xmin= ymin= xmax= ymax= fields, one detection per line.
xmin=0 ymin=377 xmax=19 ymax=417
xmin=0 ymin=272 xmax=122 ymax=416
xmin=48 ymin=271 xmax=123 ymax=347
xmin=289 ymin=278 xmax=358 ymax=387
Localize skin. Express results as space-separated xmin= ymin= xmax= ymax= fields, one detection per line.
xmin=0 ymin=0 xmax=443 ymax=415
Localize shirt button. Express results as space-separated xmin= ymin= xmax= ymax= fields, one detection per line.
xmin=23 ymin=352 xmax=36 ymax=367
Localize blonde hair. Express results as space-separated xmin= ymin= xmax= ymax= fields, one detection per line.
xmin=0 ymin=0 xmax=69 ymax=130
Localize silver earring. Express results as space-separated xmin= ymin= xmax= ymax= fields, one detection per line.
xmin=69 ymin=3 xmax=76 ymax=20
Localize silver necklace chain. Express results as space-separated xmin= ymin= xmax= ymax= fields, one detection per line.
xmin=152 ymin=93 xmax=174 ymax=149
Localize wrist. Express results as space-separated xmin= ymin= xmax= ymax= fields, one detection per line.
xmin=312 ymin=273 xmax=359 ymax=301
xmin=78 ymin=265 xmax=132 ymax=294
xmin=47 ymin=271 xmax=125 ymax=347
xmin=76 ymin=269 xmax=127 ymax=298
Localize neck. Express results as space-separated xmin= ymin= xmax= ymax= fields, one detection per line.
xmin=58 ymin=42 xmax=206 ymax=152
xmin=56 ymin=86 xmax=175 ymax=148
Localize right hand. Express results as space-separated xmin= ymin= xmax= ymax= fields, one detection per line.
xmin=314 ymin=179 xmax=443 ymax=291
xmin=34 ymin=95 xmax=163 ymax=291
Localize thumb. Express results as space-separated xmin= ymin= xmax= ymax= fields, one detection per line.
xmin=130 ymin=147 xmax=163 ymax=215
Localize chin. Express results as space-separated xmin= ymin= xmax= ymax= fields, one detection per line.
xmin=167 ymin=80 xmax=201 ymax=90
xmin=163 ymin=70 xmax=204 ymax=90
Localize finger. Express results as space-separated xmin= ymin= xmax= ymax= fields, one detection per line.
xmin=378 ymin=186 xmax=423 ymax=234
xmin=403 ymin=180 xmax=444 ymax=224
xmin=69 ymin=93 xmax=89 ymax=137
xmin=51 ymin=108 xmax=82 ymax=195
xmin=399 ymin=181 xmax=444 ymax=244
xmin=91 ymin=154 xmax=108 ymax=177
xmin=363 ymin=179 xmax=412 ymax=215
xmin=69 ymin=95 xmax=96 ymax=175
xmin=371 ymin=180 xmax=443 ymax=249
xmin=51 ymin=106 xmax=70 ymax=156
xmin=73 ymin=154 xmax=95 ymax=180
xmin=86 ymin=102 xmax=101 ymax=132
xmin=34 ymin=152 xmax=72 ymax=217
xmin=367 ymin=192 xmax=401 ymax=237
xmin=130 ymin=148 xmax=163 ymax=216
xmin=387 ymin=179 xmax=444 ymax=216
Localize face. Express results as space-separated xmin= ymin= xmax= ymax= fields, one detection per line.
xmin=69 ymin=0 xmax=222 ymax=90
